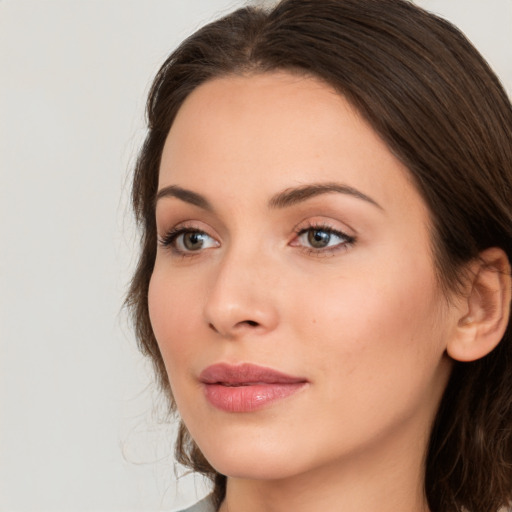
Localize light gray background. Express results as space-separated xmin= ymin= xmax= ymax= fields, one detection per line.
xmin=1 ymin=1 xmax=511 ymax=511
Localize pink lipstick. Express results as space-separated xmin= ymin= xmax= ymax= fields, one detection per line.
xmin=199 ymin=363 xmax=307 ymax=413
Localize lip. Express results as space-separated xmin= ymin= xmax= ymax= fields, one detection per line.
xmin=199 ymin=363 xmax=308 ymax=413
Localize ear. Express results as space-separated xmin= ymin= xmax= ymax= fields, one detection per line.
xmin=447 ymin=247 xmax=511 ymax=362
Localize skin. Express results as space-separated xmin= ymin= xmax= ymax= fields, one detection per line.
xmin=148 ymin=72 xmax=465 ymax=512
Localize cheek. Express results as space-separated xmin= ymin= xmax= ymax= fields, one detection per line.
xmin=147 ymin=267 xmax=203 ymax=372
xmin=290 ymin=251 xmax=447 ymax=384
xmin=286 ymin=260 xmax=451 ymax=445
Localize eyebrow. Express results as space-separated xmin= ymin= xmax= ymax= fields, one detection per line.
xmin=268 ymin=182 xmax=383 ymax=210
xmin=155 ymin=185 xmax=213 ymax=211
xmin=155 ymin=182 xmax=382 ymax=211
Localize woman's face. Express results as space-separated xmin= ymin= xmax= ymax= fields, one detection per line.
xmin=149 ymin=72 xmax=458 ymax=481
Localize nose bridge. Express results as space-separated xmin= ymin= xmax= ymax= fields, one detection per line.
xmin=203 ymin=237 xmax=279 ymax=337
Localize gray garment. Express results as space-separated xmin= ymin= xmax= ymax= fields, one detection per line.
xmin=177 ymin=495 xmax=216 ymax=512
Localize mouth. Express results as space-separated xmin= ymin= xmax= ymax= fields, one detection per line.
xmin=200 ymin=363 xmax=307 ymax=386
xmin=199 ymin=363 xmax=308 ymax=413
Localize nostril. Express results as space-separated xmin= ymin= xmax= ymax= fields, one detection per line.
xmin=207 ymin=319 xmax=262 ymax=336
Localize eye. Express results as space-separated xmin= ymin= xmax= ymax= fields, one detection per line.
xmin=303 ymin=229 xmax=334 ymax=249
xmin=159 ymin=227 xmax=219 ymax=254
xmin=292 ymin=225 xmax=355 ymax=253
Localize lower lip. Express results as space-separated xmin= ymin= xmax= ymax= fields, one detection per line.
xmin=203 ymin=382 xmax=306 ymax=413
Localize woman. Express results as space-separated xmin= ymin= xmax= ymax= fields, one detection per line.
xmin=127 ymin=0 xmax=512 ymax=511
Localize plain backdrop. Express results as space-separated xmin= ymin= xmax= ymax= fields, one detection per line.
xmin=1 ymin=0 xmax=511 ymax=510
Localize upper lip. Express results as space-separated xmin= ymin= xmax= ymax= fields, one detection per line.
xmin=199 ymin=363 xmax=307 ymax=385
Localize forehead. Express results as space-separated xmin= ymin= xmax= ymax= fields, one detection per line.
xmin=159 ymin=72 xmax=423 ymax=217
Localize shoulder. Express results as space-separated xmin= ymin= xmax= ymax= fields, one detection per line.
xmin=175 ymin=495 xmax=216 ymax=512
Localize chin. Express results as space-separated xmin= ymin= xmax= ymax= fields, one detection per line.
xmin=193 ymin=427 xmax=313 ymax=481
xmin=206 ymin=452 xmax=306 ymax=481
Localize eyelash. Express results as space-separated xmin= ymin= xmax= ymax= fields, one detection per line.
xmin=292 ymin=223 xmax=356 ymax=256
xmin=158 ymin=226 xmax=217 ymax=255
xmin=158 ymin=223 xmax=356 ymax=256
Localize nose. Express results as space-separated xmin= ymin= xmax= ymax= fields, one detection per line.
xmin=203 ymin=247 xmax=279 ymax=339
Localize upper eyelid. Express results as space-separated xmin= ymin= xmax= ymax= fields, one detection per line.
xmin=156 ymin=201 xmax=359 ymax=233
xmin=296 ymin=224 xmax=347 ymax=234
xmin=293 ymin=217 xmax=356 ymax=237
xmin=157 ymin=220 xmax=215 ymax=237
xmin=158 ymin=227 xmax=219 ymax=255
xmin=160 ymin=225 xmax=212 ymax=241
xmin=292 ymin=226 xmax=356 ymax=257
xmin=294 ymin=226 xmax=355 ymax=242
xmin=158 ymin=219 xmax=356 ymax=247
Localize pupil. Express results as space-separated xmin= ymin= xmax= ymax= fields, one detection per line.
xmin=308 ymin=229 xmax=330 ymax=248
xmin=184 ymin=232 xmax=204 ymax=250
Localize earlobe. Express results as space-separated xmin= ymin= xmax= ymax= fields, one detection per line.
xmin=447 ymin=247 xmax=511 ymax=362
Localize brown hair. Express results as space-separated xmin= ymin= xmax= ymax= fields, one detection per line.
xmin=126 ymin=0 xmax=512 ymax=510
